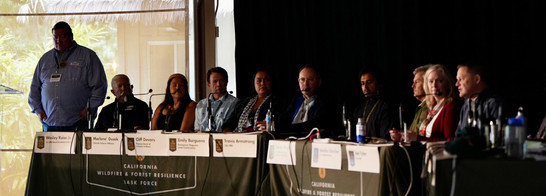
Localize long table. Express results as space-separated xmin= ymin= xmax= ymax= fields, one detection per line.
xmin=25 ymin=131 xmax=271 ymax=196
xmin=26 ymin=131 xmax=429 ymax=196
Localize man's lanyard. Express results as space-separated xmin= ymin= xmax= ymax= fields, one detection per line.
xmin=54 ymin=46 xmax=75 ymax=73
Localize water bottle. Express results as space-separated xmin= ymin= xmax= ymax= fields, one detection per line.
xmin=356 ymin=118 xmax=365 ymax=143
xmin=504 ymin=107 xmax=526 ymax=159
xmin=265 ymin=108 xmax=273 ymax=132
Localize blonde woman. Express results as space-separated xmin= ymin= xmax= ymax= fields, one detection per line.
xmin=408 ymin=64 xmax=461 ymax=142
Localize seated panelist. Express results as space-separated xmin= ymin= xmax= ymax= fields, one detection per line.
xmin=151 ymin=73 xmax=196 ymax=131
xmin=407 ymin=65 xmax=461 ymax=142
xmin=194 ymin=67 xmax=239 ymax=132
xmin=390 ymin=65 xmax=431 ymax=141
xmin=276 ymin=65 xmax=338 ymax=137
xmin=95 ymin=74 xmax=149 ymax=131
xmin=223 ymin=70 xmax=281 ymax=132
xmin=353 ymin=69 xmax=396 ymax=140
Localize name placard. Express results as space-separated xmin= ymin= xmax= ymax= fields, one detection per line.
xmin=125 ymin=133 xmax=168 ymax=156
xmin=267 ymin=140 xmax=297 ymax=165
xmin=345 ymin=145 xmax=380 ymax=173
xmin=212 ymin=134 xmax=257 ymax=158
xmin=34 ymin=132 xmax=77 ymax=154
xmin=82 ymin=132 xmax=123 ymax=155
xmin=311 ymin=143 xmax=342 ymax=170
xmin=167 ymin=133 xmax=210 ymax=157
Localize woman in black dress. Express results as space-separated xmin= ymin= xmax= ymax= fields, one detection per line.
xmin=151 ymin=73 xmax=197 ymax=131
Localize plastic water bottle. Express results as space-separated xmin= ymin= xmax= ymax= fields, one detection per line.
xmin=265 ymin=108 xmax=273 ymax=132
xmin=356 ymin=118 xmax=365 ymax=143
xmin=505 ymin=107 xmax=526 ymax=159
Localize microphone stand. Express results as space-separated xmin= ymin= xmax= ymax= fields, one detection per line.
xmin=342 ymin=104 xmax=351 ymax=140
xmin=134 ymin=89 xmax=153 ymax=96
xmin=113 ymin=100 xmax=118 ymax=129
xmin=206 ymin=93 xmax=213 ymax=132
xmin=116 ymin=100 xmax=122 ymax=131
xmin=87 ymin=99 xmax=93 ymax=130
xmin=205 ymin=91 xmax=232 ymax=132
xmin=148 ymin=93 xmax=166 ymax=130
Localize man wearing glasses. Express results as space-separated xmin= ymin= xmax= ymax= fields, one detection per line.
xmin=29 ymin=21 xmax=107 ymax=131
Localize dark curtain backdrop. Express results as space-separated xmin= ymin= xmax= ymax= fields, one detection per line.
xmin=233 ymin=0 xmax=546 ymax=133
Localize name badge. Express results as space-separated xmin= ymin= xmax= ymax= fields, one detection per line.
xmin=50 ymin=74 xmax=61 ymax=82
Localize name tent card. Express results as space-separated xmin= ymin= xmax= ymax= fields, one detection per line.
xmin=212 ymin=134 xmax=257 ymax=158
xmin=267 ymin=140 xmax=297 ymax=165
xmin=345 ymin=145 xmax=380 ymax=173
xmin=125 ymin=133 xmax=168 ymax=156
xmin=168 ymin=133 xmax=210 ymax=157
xmin=311 ymin=143 xmax=342 ymax=170
xmin=82 ymin=132 xmax=123 ymax=155
xmin=34 ymin=132 xmax=77 ymax=154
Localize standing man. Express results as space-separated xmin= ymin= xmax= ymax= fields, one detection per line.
xmin=276 ymin=65 xmax=338 ymax=137
xmin=28 ymin=21 xmax=107 ymax=131
xmin=95 ymin=74 xmax=150 ymax=131
xmin=455 ymin=63 xmax=502 ymax=132
xmin=194 ymin=67 xmax=238 ymax=132
xmin=390 ymin=64 xmax=431 ymax=141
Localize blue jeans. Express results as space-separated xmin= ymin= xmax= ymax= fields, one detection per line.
xmin=42 ymin=120 xmax=87 ymax=132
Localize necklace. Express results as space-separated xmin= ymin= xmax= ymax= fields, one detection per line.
xmin=363 ymin=99 xmax=381 ymax=124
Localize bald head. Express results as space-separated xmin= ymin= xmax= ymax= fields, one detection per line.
xmin=298 ymin=66 xmax=322 ymax=99
xmin=110 ymin=74 xmax=133 ymax=104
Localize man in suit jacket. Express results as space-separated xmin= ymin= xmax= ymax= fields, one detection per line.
xmin=276 ymin=65 xmax=338 ymax=138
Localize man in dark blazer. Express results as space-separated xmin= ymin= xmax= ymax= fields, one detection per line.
xmin=276 ymin=65 xmax=339 ymax=138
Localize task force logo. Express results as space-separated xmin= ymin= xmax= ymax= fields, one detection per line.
xmin=127 ymin=137 xmax=135 ymax=151
xmin=169 ymin=138 xmax=177 ymax=152
xmin=85 ymin=137 xmax=92 ymax=150
xmin=37 ymin=136 xmax=45 ymax=149
xmin=215 ymin=139 xmax=223 ymax=153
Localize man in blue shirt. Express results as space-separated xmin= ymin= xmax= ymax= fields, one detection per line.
xmin=455 ymin=63 xmax=502 ymax=133
xmin=194 ymin=67 xmax=238 ymax=132
xmin=28 ymin=21 xmax=107 ymax=131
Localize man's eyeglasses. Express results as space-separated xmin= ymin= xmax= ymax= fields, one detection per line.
xmin=298 ymin=78 xmax=316 ymax=83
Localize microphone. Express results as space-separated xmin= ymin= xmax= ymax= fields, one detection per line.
xmin=106 ymin=96 xmax=111 ymax=99
xmin=171 ymin=88 xmax=181 ymax=94
xmin=134 ymin=89 xmax=153 ymax=96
